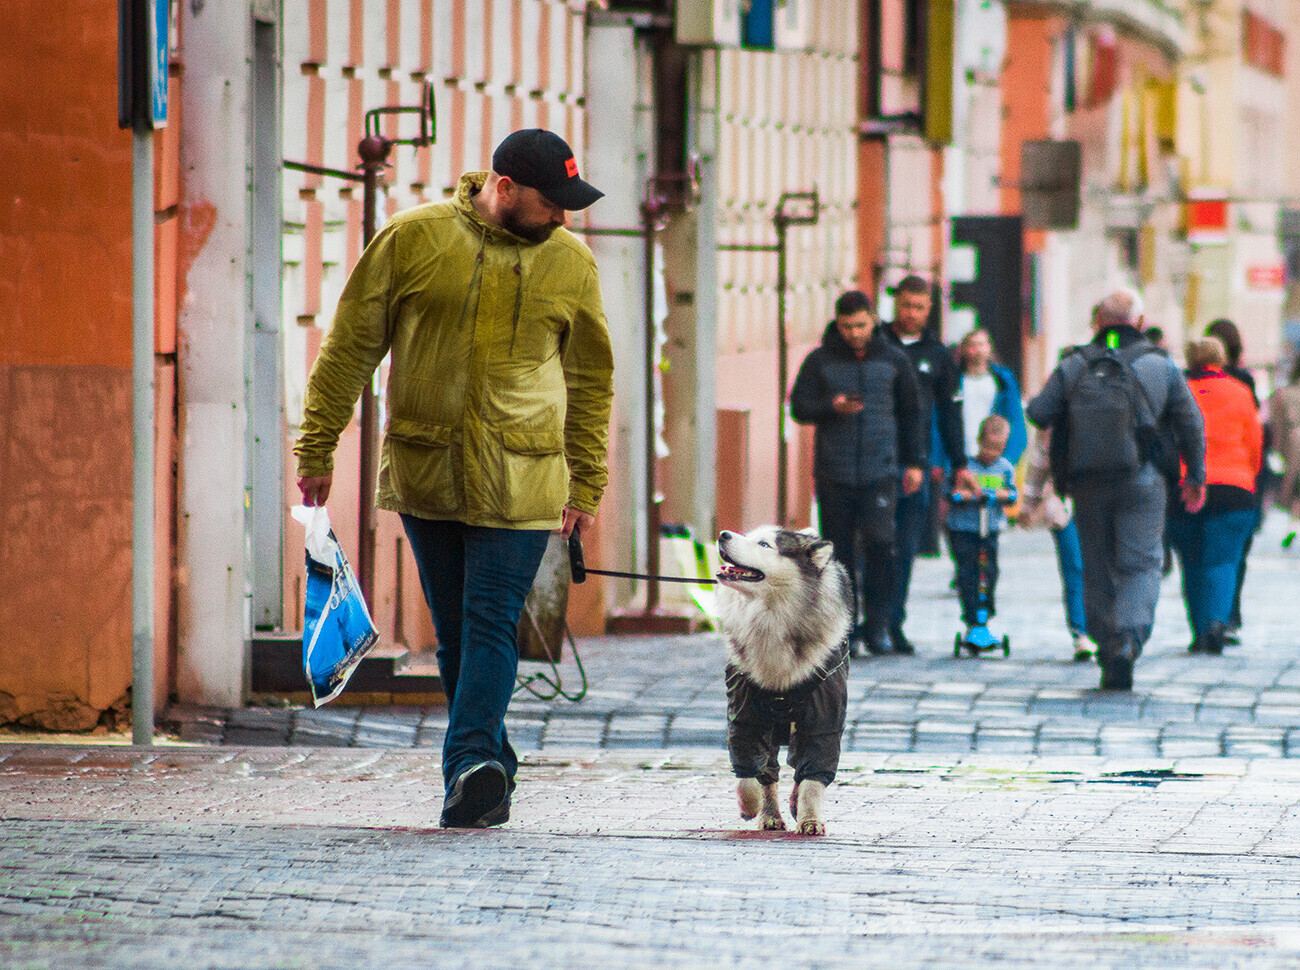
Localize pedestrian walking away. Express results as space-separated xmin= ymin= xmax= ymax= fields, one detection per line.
xmin=294 ymin=128 xmax=615 ymax=828
xmin=1168 ymin=336 xmax=1264 ymax=654
xmin=1026 ymin=287 xmax=1206 ymax=691
xmin=1204 ymin=318 xmax=1263 ymax=642
xmin=880 ymin=275 xmax=977 ymax=654
xmin=790 ymin=289 xmax=926 ymax=657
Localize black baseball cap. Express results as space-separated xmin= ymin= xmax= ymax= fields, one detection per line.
xmin=492 ymin=129 xmax=603 ymax=211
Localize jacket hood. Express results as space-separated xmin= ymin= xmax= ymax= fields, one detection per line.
xmin=820 ymin=320 xmax=885 ymax=358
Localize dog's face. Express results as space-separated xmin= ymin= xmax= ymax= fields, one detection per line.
xmin=716 ymin=526 xmax=835 ymax=597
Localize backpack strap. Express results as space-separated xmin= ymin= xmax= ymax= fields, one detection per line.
xmin=1116 ymin=342 xmax=1166 ymax=428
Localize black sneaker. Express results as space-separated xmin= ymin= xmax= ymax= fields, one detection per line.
xmin=440 ymin=761 xmax=508 ymax=828
xmin=1099 ymin=657 xmax=1134 ymax=691
xmin=473 ymin=791 xmax=512 ymax=828
xmin=889 ymin=626 xmax=915 ymax=655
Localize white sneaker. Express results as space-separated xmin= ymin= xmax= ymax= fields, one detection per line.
xmin=1072 ymin=634 xmax=1092 ymax=662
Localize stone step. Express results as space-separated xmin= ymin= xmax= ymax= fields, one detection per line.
xmin=250 ymin=634 xmax=443 ymax=704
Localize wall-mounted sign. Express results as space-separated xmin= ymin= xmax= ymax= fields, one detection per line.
xmin=1246 ymin=264 xmax=1284 ymax=290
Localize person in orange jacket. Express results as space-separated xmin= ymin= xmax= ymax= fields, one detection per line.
xmin=1167 ymin=336 xmax=1264 ymax=654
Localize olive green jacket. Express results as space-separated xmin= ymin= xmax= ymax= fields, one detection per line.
xmin=295 ymin=172 xmax=614 ymax=529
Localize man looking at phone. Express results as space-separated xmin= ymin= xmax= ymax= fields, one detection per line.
xmin=791 ymin=290 xmax=926 ymax=656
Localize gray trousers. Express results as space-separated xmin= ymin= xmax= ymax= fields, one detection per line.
xmin=1071 ymin=473 xmax=1167 ymax=660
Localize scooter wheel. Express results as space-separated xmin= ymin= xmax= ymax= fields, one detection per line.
xmin=1002 ymin=635 xmax=1011 ymax=657
xmin=953 ymin=634 xmax=963 ymax=658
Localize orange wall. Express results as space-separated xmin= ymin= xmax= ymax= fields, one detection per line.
xmin=1000 ymin=13 xmax=1055 ymax=229
xmin=0 ymin=0 xmax=138 ymax=720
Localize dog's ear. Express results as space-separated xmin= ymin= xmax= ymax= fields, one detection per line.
xmin=809 ymin=539 xmax=835 ymax=572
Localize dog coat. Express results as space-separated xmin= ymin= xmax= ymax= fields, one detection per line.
xmin=726 ymin=643 xmax=849 ymax=788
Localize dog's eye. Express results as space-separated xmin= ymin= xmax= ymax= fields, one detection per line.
xmin=757 ymin=540 xmax=771 ymax=548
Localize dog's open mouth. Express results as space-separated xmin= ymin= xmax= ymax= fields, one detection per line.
xmin=717 ymin=551 xmax=764 ymax=583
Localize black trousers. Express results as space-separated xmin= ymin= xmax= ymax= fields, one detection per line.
xmin=948 ymin=528 xmax=1000 ymax=627
xmin=816 ymin=479 xmax=896 ymax=640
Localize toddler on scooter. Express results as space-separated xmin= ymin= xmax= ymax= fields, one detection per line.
xmin=947 ymin=415 xmax=1017 ymax=631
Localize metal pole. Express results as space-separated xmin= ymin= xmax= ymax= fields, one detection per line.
xmin=131 ymin=127 xmax=155 ymax=746
xmin=775 ymin=217 xmax=789 ymax=528
xmin=642 ymin=199 xmax=661 ymax=612
xmin=355 ymin=134 xmax=391 ymax=606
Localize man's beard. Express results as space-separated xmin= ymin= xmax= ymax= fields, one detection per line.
xmin=501 ymin=208 xmax=558 ymax=244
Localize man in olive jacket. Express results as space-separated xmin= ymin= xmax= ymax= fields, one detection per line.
xmin=296 ymin=130 xmax=614 ymax=828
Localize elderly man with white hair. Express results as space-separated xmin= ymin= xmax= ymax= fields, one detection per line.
xmin=1027 ymin=288 xmax=1206 ymax=690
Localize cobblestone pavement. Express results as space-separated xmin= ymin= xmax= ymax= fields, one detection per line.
xmin=173 ymin=511 xmax=1300 ymax=759
xmin=6 ymin=515 xmax=1299 ymax=966
xmin=6 ymin=744 xmax=1300 ymax=967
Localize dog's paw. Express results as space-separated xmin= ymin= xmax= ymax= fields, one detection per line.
xmin=737 ymin=779 xmax=763 ymax=820
xmin=788 ymin=781 xmax=800 ymax=818
xmin=797 ymin=818 xmax=825 ymax=836
xmin=760 ymin=812 xmax=787 ymax=831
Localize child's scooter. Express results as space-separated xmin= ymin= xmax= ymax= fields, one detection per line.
xmin=951 ymin=488 xmax=1011 ymax=658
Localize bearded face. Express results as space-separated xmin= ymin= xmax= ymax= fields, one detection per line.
xmin=499 ymin=183 xmax=565 ymax=243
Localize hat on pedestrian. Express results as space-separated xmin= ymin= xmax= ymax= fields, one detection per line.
xmin=834 ymin=290 xmax=873 ymax=317
xmin=492 ymin=129 xmax=604 ymax=211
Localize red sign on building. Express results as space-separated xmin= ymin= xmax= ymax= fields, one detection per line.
xmin=1186 ymin=193 xmax=1228 ymax=244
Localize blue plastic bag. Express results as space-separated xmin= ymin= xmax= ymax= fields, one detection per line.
xmin=292 ymin=505 xmax=379 ymax=707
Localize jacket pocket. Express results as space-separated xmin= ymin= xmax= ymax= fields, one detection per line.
xmin=385 ymin=418 xmax=460 ymax=512
xmin=501 ymin=428 xmax=567 ymax=521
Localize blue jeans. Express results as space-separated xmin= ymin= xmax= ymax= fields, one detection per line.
xmin=890 ymin=475 xmax=930 ymax=631
xmin=1167 ymin=507 xmax=1257 ymax=639
xmin=400 ymin=515 xmax=550 ymax=793
xmin=1052 ymin=520 xmax=1087 ymax=636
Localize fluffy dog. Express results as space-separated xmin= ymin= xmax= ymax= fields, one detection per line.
xmin=715 ymin=526 xmax=852 ymax=835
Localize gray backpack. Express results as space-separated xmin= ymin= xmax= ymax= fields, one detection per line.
xmin=1059 ymin=342 xmax=1166 ymax=480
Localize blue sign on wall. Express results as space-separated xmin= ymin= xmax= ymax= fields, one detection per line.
xmin=742 ymin=0 xmax=774 ymax=49
xmin=152 ymin=0 xmax=170 ymax=127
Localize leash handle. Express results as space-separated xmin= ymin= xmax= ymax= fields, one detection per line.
xmin=568 ymin=526 xmax=587 ymax=584
xmin=566 ymin=525 xmax=717 ymax=585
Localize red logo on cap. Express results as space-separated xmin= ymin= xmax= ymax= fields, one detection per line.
xmin=565 ymin=157 xmax=579 ymax=178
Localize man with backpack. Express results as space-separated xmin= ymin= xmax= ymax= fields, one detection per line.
xmin=1027 ymin=288 xmax=1206 ymax=690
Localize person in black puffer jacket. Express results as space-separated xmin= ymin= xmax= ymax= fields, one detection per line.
xmin=790 ymin=290 xmax=926 ymax=656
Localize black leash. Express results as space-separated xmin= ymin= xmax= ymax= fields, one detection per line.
xmin=567 ymin=529 xmax=717 ymax=585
